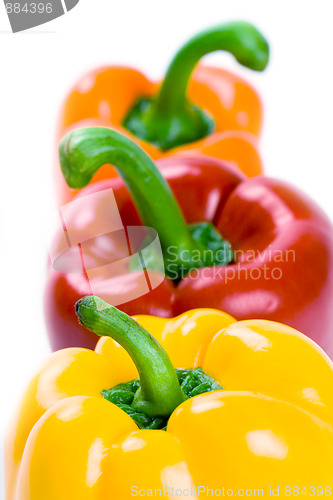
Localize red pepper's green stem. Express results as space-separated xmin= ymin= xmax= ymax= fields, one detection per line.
xmin=75 ymin=296 xmax=187 ymax=417
xmin=60 ymin=127 xmax=198 ymax=252
xmin=123 ymin=22 xmax=269 ymax=151
xmin=60 ymin=127 xmax=234 ymax=279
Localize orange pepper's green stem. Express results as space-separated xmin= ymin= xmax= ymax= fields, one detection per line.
xmin=60 ymin=127 xmax=234 ymax=280
xmin=155 ymin=21 xmax=269 ymax=114
xmin=75 ymin=295 xmax=187 ymax=417
xmin=123 ymin=22 xmax=269 ymax=151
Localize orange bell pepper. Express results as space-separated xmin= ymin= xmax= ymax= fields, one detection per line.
xmin=56 ymin=22 xmax=269 ymax=203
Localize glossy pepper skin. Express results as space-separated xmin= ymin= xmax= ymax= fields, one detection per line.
xmin=5 ymin=302 xmax=333 ymax=499
xmin=56 ymin=22 xmax=269 ymax=204
xmin=45 ymin=128 xmax=333 ymax=358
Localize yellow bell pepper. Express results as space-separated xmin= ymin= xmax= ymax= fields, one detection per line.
xmin=5 ymin=296 xmax=333 ymax=499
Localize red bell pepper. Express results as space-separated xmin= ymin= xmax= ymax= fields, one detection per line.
xmin=45 ymin=128 xmax=333 ymax=358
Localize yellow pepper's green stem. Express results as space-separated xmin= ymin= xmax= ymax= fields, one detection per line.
xmin=75 ymin=296 xmax=187 ymax=418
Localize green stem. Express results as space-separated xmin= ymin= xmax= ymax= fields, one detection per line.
xmin=154 ymin=21 xmax=269 ymax=115
xmin=60 ymin=127 xmax=234 ymax=279
xmin=75 ymin=296 xmax=187 ymax=417
xmin=60 ymin=127 xmax=198 ymax=253
xmin=123 ymin=22 xmax=269 ymax=150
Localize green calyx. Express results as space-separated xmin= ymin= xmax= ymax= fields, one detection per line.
xmin=59 ymin=127 xmax=234 ymax=282
xmin=75 ymin=296 xmax=222 ymax=429
xmin=123 ymin=98 xmax=214 ymax=152
xmin=102 ymin=368 xmax=223 ymax=430
xmin=123 ymin=21 xmax=269 ymax=151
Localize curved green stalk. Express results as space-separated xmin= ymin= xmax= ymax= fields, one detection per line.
xmin=60 ymin=127 xmax=234 ymax=280
xmin=75 ymin=296 xmax=187 ymax=417
xmin=123 ymin=21 xmax=269 ymax=150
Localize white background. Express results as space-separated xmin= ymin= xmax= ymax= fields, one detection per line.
xmin=0 ymin=0 xmax=333 ymax=492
